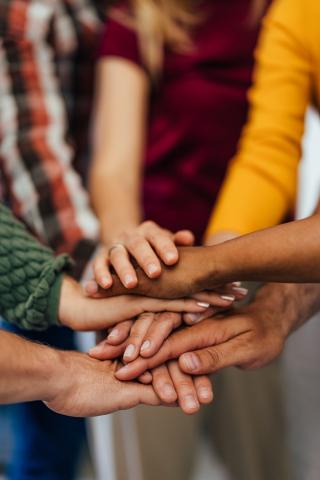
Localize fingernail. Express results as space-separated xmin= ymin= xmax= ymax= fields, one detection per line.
xmin=163 ymin=384 xmax=176 ymax=399
xmin=102 ymin=276 xmax=111 ymax=287
xmin=232 ymin=281 xmax=241 ymax=287
xmin=185 ymin=395 xmax=198 ymax=410
xmin=124 ymin=274 xmax=135 ymax=287
xmin=84 ymin=281 xmax=98 ymax=294
xmin=147 ymin=264 xmax=159 ymax=276
xmin=117 ymin=364 xmax=130 ymax=376
xmin=165 ymin=251 xmax=177 ymax=263
xmin=141 ymin=340 xmax=151 ymax=353
xmin=183 ymin=353 xmax=200 ymax=372
xmin=123 ymin=344 xmax=136 ymax=359
xmin=199 ymin=388 xmax=212 ymax=400
xmin=89 ymin=344 xmax=104 ymax=355
xmin=197 ymin=302 xmax=210 ymax=309
xmin=221 ymin=295 xmax=235 ymax=302
xmin=232 ymin=287 xmax=248 ymax=296
xmin=185 ymin=313 xmax=202 ymax=324
xmin=108 ymin=329 xmax=120 ymax=340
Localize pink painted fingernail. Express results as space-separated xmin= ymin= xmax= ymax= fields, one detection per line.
xmin=123 ymin=344 xmax=136 ymax=359
xmin=232 ymin=287 xmax=248 ymax=296
xmin=197 ymin=302 xmax=210 ymax=309
xmin=141 ymin=340 xmax=151 ymax=353
xmin=221 ymin=295 xmax=235 ymax=302
xmin=232 ymin=281 xmax=241 ymax=287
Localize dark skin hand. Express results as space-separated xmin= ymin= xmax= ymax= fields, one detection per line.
xmin=91 ymin=282 xmax=320 ymax=381
xmin=86 ymin=213 xmax=320 ymax=301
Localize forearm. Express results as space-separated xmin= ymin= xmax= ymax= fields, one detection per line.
xmin=0 ymin=330 xmax=65 ymax=404
xmin=205 ymin=214 xmax=320 ymax=286
xmin=90 ymin=163 xmax=142 ymax=244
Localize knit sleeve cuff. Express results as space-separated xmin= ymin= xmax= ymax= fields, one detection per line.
xmin=22 ymin=254 xmax=73 ymax=331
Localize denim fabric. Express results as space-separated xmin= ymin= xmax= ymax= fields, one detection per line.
xmin=1 ymin=322 xmax=86 ymax=480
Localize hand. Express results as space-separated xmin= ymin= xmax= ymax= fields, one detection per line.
xmin=91 ymin=221 xmax=195 ymax=290
xmin=59 ymin=276 xmax=216 ymax=331
xmin=149 ymin=360 xmax=213 ymax=415
xmin=90 ymin=303 xmax=238 ymax=363
xmin=86 ymin=246 xmax=244 ymax=300
xmin=113 ymin=283 xmax=297 ymax=381
xmin=44 ymin=350 xmax=161 ymax=417
xmin=89 ymin=315 xmax=214 ymax=415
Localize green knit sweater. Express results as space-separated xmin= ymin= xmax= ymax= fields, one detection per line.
xmin=0 ymin=204 xmax=73 ymax=330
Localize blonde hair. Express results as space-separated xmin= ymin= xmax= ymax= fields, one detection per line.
xmin=111 ymin=0 xmax=266 ymax=77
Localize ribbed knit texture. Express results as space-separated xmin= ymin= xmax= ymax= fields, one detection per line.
xmin=0 ymin=204 xmax=73 ymax=330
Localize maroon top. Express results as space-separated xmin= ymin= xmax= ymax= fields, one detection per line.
xmin=99 ymin=1 xmax=267 ymax=242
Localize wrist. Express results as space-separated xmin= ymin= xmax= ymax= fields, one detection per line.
xmin=250 ymin=283 xmax=299 ymax=338
xmin=58 ymin=276 xmax=84 ymax=330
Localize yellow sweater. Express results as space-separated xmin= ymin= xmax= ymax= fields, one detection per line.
xmin=206 ymin=0 xmax=320 ymax=237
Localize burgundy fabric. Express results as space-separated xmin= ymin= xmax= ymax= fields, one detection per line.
xmin=99 ymin=1 xmax=267 ymax=243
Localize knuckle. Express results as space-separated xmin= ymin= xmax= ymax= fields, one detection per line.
xmin=204 ymin=348 xmax=220 ymax=368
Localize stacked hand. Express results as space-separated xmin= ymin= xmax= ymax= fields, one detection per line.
xmin=83 ymin=221 xmax=249 ymax=415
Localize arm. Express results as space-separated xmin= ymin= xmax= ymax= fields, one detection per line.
xmin=206 ymin=0 xmax=313 ymax=239
xmin=0 ymin=4 xmax=98 ymax=272
xmin=90 ymin=57 xmax=148 ymax=246
xmin=0 ymin=329 xmax=160 ymax=416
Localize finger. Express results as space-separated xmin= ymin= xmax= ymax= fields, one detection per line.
xmin=125 ymin=234 xmax=162 ymax=278
xmin=119 ymin=383 xmax=161 ymax=410
xmin=123 ymin=313 xmax=156 ymax=362
xmin=115 ymin=316 xmax=249 ymax=380
xmin=141 ymin=297 xmax=211 ymax=314
xmin=145 ymin=227 xmax=179 ymax=266
xmin=179 ymin=335 xmax=253 ymax=375
xmin=92 ymin=250 xmax=113 ymax=289
xmin=109 ymin=244 xmax=138 ymax=288
xmin=138 ymin=371 xmax=153 ymax=384
xmin=183 ymin=307 xmax=217 ymax=326
xmin=107 ymin=320 xmax=134 ymax=346
xmin=140 ymin=312 xmax=182 ymax=358
xmin=193 ymin=376 xmax=214 ymax=405
xmin=89 ymin=340 xmax=127 ymax=360
xmin=167 ymin=361 xmax=200 ymax=415
xmin=173 ymin=230 xmax=195 ymax=246
xmin=192 ymin=291 xmax=236 ymax=308
xmin=151 ymin=364 xmax=177 ymax=404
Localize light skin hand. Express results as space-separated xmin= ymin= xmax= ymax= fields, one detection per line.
xmin=91 ymin=221 xmax=195 ymax=290
xmin=113 ymin=282 xmax=318 ymax=381
xmin=59 ymin=276 xmax=213 ymax=332
xmin=45 ymin=350 xmax=161 ymax=417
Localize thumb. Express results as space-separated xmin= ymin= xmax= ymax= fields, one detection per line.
xmin=119 ymin=383 xmax=161 ymax=410
xmin=179 ymin=336 xmax=252 ymax=375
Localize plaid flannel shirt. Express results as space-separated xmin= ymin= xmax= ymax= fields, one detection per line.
xmin=0 ymin=0 xmax=108 ymax=275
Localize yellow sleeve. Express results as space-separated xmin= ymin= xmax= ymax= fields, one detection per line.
xmin=206 ymin=0 xmax=313 ymax=238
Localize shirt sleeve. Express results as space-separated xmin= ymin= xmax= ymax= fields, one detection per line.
xmin=0 ymin=203 xmax=73 ymax=331
xmin=98 ymin=6 xmax=143 ymax=68
xmin=206 ymin=0 xmax=313 ymax=237
xmin=0 ymin=2 xmax=98 ymax=275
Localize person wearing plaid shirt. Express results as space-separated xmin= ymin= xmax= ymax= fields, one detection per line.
xmin=0 ymin=1 xmax=108 ymax=478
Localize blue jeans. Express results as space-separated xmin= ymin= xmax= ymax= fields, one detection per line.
xmin=2 ymin=323 xmax=86 ymax=480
